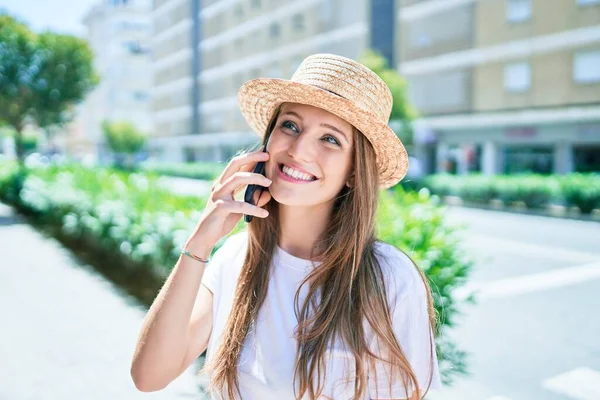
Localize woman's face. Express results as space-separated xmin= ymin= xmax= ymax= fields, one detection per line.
xmin=265 ymin=102 xmax=354 ymax=208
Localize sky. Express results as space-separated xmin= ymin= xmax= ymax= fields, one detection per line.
xmin=0 ymin=0 xmax=99 ymax=36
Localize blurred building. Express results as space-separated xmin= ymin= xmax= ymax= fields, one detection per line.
xmin=403 ymin=0 xmax=600 ymax=175
xmin=149 ymin=0 xmax=396 ymax=162
xmin=75 ymin=0 xmax=153 ymax=163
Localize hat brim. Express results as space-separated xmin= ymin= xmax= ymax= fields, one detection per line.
xmin=238 ymin=78 xmax=408 ymax=189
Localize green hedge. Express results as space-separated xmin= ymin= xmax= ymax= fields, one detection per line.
xmin=0 ymin=161 xmax=475 ymax=387
xmin=424 ymin=173 xmax=600 ymax=213
xmin=558 ymin=174 xmax=600 ymax=214
xmin=0 ymin=162 xmax=211 ymax=270
xmin=138 ymin=161 xmax=225 ymax=181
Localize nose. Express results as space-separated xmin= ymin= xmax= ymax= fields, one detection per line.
xmin=287 ymin=129 xmax=317 ymax=163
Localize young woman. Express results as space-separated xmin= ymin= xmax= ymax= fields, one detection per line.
xmin=131 ymin=54 xmax=443 ymax=399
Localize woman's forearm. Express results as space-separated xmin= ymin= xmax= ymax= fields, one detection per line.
xmin=130 ymin=245 xmax=212 ymax=391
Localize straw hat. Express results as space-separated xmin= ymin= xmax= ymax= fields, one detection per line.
xmin=237 ymin=53 xmax=409 ymax=189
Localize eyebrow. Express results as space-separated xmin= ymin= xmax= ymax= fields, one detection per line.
xmin=281 ymin=111 xmax=351 ymax=144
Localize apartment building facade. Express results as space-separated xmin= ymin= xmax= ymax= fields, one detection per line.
xmin=149 ymin=0 xmax=396 ymax=162
xmin=401 ymin=0 xmax=600 ymax=175
xmin=76 ymin=0 xmax=153 ymax=162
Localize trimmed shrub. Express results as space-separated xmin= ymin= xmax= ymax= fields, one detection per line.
xmin=423 ymin=173 xmax=599 ymax=214
xmin=558 ymin=173 xmax=600 ymax=214
xmin=459 ymin=175 xmax=498 ymax=204
xmin=512 ymin=175 xmax=560 ymax=209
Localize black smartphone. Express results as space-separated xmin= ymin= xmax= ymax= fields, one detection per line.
xmin=243 ymin=146 xmax=268 ymax=223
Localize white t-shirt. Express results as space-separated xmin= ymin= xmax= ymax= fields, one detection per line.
xmin=201 ymin=231 xmax=443 ymax=399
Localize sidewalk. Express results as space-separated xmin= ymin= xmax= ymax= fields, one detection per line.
xmin=0 ymin=202 xmax=203 ymax=399
xmin=157 ymin=175 xmax=212 ymax=197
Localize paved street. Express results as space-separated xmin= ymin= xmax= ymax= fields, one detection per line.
xmin=2 ymin=176 xmax=599 ymax=400
xmin=430 ymin=207 xmax=600 ymax=400
xmin=157 ymin=176 xmax=212 ymax=198
xmin=0 ymin=202 xmax=202 ymax=400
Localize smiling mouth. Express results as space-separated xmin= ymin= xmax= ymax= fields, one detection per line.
xmin=278 ymin=163 xmax=319 ymax=181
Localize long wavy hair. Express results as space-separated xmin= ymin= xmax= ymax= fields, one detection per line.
xmin=201 ymin=105 xmax=439 ymax=399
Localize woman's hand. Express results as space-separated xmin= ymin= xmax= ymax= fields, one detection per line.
xmin=184 ymin=147 xmax=273 ymax=250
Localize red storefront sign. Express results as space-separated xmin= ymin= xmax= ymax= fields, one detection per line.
xmin=505 ymin=127 xmax=537 ymax=138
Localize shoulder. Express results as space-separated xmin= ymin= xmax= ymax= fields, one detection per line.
xmin=372 ymin=241 xmax=424 ymax=305
xmin=203 ymin=231 xmax=248 ymax=292
xmin=215 ymin=230 xmax=248 ymax=255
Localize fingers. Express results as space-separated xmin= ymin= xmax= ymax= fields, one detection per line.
xmin=218 ymin=172 xmax=272 ymax=198
xmin=216 ymin=146 xmax=269 ymax=187
xmin=214 ymin=199 xmax=270 ymax=218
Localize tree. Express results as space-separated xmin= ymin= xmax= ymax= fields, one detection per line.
xmin=32 ymin=32 xmax=96 ymax=141
xmin=101 ymin=120 xmax=147 ymax=170
xmin=0 ymin=13 xmax=98 ymax=168
xmin=359 ymin=49 xmax=418 ymax=147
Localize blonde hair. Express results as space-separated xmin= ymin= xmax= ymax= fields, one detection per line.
xmin=201 ymin=105 xmax=438 ymax=399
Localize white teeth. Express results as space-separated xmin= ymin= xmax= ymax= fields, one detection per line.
xmin=282 ymin=165 xmax=315 ymax=181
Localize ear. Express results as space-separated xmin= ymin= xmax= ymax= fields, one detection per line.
xmin=346 ymin=172 xmax=355 ymax=188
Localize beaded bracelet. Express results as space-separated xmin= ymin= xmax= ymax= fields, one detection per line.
xmin=180 ymin=246 xmax=210 ymax=264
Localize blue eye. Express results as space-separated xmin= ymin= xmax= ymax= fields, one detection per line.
xmin=280 ymin=120 xmax=340 ymax=146
xmin=323 ymin=135 xmax=340 ymax=146
xmin=281 ymin=120 xmax=298 ymax=132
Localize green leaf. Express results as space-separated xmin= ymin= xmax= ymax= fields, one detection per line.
xmin=358 ymin=49 xmax=417 ymax=147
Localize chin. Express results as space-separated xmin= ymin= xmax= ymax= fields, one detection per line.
xmin=270 ymin=188 xmax=337 ymax=209
xmin=268 ymin=189 xmax=308 ymax=207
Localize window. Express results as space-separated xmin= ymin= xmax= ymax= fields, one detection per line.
xmin=234 ymin=4 xmax=244 ymax=18
xmin=125 ymin=40 xmax=148 ymax=54
xmin=234 ymin=38 xmax=244 ymax=53
xmin=407 ymin=70 xmax=469 ymax=112
xmin=407 ymin=7 xmax=471 ymax=50
xmin=578 ymin=0 xmax=600 ymax=5
xmin=183 ymin=147 xmax=197 ymax=163
xmin=503 ymin=147 xmax=553 ymax=174
xmin=133 ymin=91 xmax=150 ymax=102
xmin=250 ymin=67 xmax=261 ymax=78
xmin=412 ymin=34 xmax=432 ymax=48
xmin=292 ymin=13 xmax=305 ymax=31
xmin=575 ymin=144 xmax=600 ymax=173
xmin=118 ymin=21 xmax=149 ymax=32
xmin=269 ymin=22 xmax=280 ymax=39
xmin=506 ymin=0 xmax=531 ymax=23
xmin=504 ymin=62 xmax=531 ymax=92
xmin=251 ymin=30 xmax=263 ymax=50
xmin=574 ymin=50 xmax=600 ymax=83
xmin=320 ymin=0 xmax=334 ymax=25
xmin=206 ymin=112 xmax=224 ymax=132
xmin=210 ymin=47 xmax=223 ymax=68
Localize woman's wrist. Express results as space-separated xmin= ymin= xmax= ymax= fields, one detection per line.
xmin=182 ymin=240 xmax=213 ymax=262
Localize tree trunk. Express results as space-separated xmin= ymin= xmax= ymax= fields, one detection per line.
xmin=14 ymin=126 xmax=26 ymax=171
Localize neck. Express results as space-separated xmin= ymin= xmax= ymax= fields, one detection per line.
xmin=277 ymin=202 xmax=334 ymax=261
